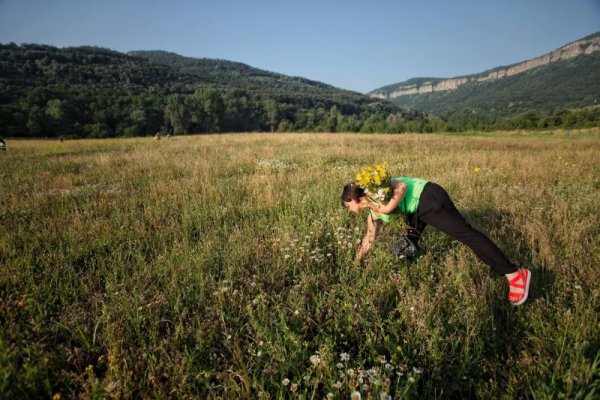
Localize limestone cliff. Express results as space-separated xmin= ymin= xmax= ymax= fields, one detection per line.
xmin=370 ymin=33 xmax=600 ymax=99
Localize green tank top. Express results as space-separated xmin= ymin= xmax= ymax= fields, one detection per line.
xmin=369 ymin=177 xmax=429 ymax=222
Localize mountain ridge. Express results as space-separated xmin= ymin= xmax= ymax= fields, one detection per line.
xmin=370 ymin=32 xmax=600 ymax=99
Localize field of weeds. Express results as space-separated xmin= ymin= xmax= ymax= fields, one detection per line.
xmin=1 ymin=131 xmax=599 ymax=399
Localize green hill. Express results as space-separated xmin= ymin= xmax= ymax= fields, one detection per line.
xmin=128 ymin=50 xmax=370 ymax=109
xmin=0 ymin=44 xmax=403 ymax=137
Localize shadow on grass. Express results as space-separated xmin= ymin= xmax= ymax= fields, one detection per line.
xmin=390 ymin=203 xmax=558 ymax=295
xmin=461 ymin=207 xmax=556 ymax=300
xmin=402 ymin=206 xmax=556 ymax=299
xmin=388 ymin=206 xmax=556 ymax=395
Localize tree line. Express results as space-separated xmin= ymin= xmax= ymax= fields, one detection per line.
xmin=1 ymin=84 xmax=432 ymax=137
xmin=435 ymin=107 xmax=600 ymax=132
xmin=3 ymin=86 xmax=597 ymax=138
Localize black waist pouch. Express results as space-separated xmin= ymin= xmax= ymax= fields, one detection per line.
xmin=393 ymin=236 xmax=419 ymax=260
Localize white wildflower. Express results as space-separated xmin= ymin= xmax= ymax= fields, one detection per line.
xmin=310 ymin=354 xmax=321 ymax=367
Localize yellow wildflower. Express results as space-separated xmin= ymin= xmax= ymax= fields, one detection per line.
xmin=355 ymin=162 xmax=392 ymax=201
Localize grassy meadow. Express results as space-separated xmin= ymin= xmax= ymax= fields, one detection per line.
xmin=1 ymin=131 xmax=600 ymax=399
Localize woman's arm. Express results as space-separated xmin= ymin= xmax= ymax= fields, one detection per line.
xmin=355 ymin=213 xmax=381 ymax=265
xmin=369 ymin=180 xmax=407 ymax=215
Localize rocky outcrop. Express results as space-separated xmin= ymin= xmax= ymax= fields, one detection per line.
xmin=371 ymin=34 xmax=600 ymax=99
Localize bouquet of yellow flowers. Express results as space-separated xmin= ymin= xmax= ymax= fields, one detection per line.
xmin=355 ymin=162 xmax=392 ymax=202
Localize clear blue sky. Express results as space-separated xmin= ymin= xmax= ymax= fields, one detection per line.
xmin=1 ymin=0 xmax=598 ymax=93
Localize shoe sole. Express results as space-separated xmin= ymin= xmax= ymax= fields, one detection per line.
xmin=512 ymin=269 xmax=531 ymax=306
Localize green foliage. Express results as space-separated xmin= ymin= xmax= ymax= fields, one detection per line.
xmin=440 ymin=106 xmax=600 ymax=132
xmin=0 ymin=44 xmax=406 ymax=137
xmin=129 ymin=50 xmax=376 ymax=111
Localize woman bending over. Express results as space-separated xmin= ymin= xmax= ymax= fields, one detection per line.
xmin=341 ymin=177 xmax=531 ymax=305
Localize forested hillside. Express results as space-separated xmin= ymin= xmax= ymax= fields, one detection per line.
xmin=129 ymin=50 xmax=370 ymax=108
xmin=0 ymin=43 xmax=418 ymax=138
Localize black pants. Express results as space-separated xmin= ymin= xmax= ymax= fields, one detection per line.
xmin=405 ymin=182 xmax=517 ymax=276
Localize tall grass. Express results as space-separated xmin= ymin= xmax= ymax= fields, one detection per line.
xmin=1 ymin=131 xmax=599 ymax=399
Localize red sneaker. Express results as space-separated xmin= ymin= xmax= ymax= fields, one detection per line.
xmin=508 ymin=268 xmax=531 ymax=306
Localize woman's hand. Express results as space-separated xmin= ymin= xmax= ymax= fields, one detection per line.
xmin=375 ymin=180 xmax=407 ymax=215
xmin=355 ymin=214 xmax=380 ymax=265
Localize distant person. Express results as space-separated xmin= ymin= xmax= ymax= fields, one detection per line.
xmin=341 ymin=177 xmax=531 ymax=305
xmin=0 ymin=137 xmax=6 ymax=151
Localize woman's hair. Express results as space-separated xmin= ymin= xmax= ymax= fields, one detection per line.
xmin=341 ymin=182 xmax=366 ymax=205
